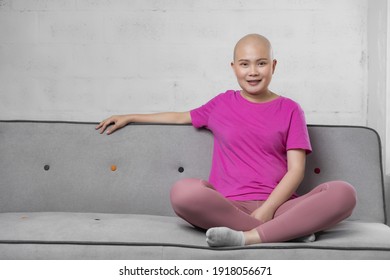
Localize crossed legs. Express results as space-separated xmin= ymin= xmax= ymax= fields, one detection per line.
xmin=170 ymin=178 xmax=357 ymax=246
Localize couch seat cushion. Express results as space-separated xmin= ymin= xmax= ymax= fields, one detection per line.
xmin=1 ymin=212 xmax=390 ymax=259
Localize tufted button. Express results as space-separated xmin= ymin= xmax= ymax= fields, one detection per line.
xmin=314 ymin=167 xmax=321 ymax=174
xmin=178 ymin=167 xmax=184 ymax=173
xmin=111 ymin=165 xmax=117 ymax=171
xmin=44 ymin=165 xmax=50 ymax=171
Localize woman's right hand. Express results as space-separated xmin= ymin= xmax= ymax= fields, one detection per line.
xmin=96 ymin=115 xmax=131 ymax=135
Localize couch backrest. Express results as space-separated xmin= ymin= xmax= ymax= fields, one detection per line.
xmin=0 ymin=121 xmax=386 ymax=223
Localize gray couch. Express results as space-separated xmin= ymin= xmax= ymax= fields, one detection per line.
xmin=0 ymin=120 xmax=389 ymax=259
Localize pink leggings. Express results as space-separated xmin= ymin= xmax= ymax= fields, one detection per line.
xmin=170 ymin=178 xmax=357 ymax=243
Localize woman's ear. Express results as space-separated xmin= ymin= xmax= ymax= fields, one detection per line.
xmin=272 ymin=59 xmax=277 ymax=74
xmin=230 ymin=61 xmax=237 ymax=75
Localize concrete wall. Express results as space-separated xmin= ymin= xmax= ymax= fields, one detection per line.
xmin=0 ymin=0 xmax=368 ymax=125
xmin=367 ymin=0 xmax=389 ymax=222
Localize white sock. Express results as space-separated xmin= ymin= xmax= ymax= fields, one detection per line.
xmin=206 ymin=227 xmax=245 ymax=247
xmin=292 ymin=233 xmax=316 ymax=243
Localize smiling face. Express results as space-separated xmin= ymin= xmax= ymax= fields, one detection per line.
xmin=231 ymin=34 xmax=277 ymax=102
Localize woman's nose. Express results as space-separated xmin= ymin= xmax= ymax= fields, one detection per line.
xmin=249 ymin=65 xmax=259 ymax=76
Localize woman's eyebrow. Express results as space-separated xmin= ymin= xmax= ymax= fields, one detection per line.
xmin=238 ymin=58 xmax=268 ymax=62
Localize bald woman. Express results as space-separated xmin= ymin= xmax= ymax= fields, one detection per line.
xmin=97 ymin=34 xmax=357 ymax=247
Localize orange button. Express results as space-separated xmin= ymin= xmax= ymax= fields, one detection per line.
xmin=111 ymin=165 xmax=117 ymax=171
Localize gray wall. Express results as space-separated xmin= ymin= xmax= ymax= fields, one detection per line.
xmin=1 ymin=0 xmax=369 ymax=125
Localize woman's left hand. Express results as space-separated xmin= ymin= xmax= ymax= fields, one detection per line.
xmin=250 ymin=205 xmax=276 ymax=223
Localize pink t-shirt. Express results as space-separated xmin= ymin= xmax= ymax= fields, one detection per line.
xmin=190 ymin=90 xmax=312 ymax=201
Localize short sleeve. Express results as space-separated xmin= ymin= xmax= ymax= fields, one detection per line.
xmin=190 ymin=93 xmax=222 ymax=128
xmin=286 ymin=105 xmax=312 ymax=154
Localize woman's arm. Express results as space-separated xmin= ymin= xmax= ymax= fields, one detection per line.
xmin=96 ymin=111 xmax=191 ymax=135
xmin=251 ymin=149 xmax=306 ymax=222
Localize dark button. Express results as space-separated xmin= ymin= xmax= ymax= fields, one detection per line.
xmin=178 ymin=167 xmax=184 ymax=173
xmin=314 ymin=167 xmax=321 ymax=174
xmin=44 ymin=165 xmax=50 ymax=171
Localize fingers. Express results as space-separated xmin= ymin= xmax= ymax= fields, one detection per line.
xmin=95 ymin=121 xmax=104 ymax=132
xmin=95 ymin=118 xmax=115 ymax=134
xmin=96 ymin=115 xmax=128 ymax=135
xmin=106 ymin=123 xmax=118 ymax=135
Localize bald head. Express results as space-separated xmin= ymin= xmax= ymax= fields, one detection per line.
xmin=233 ymin=34 xmax=274 ymax=62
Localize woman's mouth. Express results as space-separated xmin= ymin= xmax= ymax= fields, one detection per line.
xmin=247 ymin=80 xmax=262 ymax=86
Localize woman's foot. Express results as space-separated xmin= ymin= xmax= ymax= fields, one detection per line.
xmin=206 ymin=227 xmax=262 ymax=247
xmin=292 ymin=233 xmax=316 ymax=243
xmin=206 ymin=227 xmax=316 ymax=247
xmin=206 ymin=227 xmax=245 ymax=247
